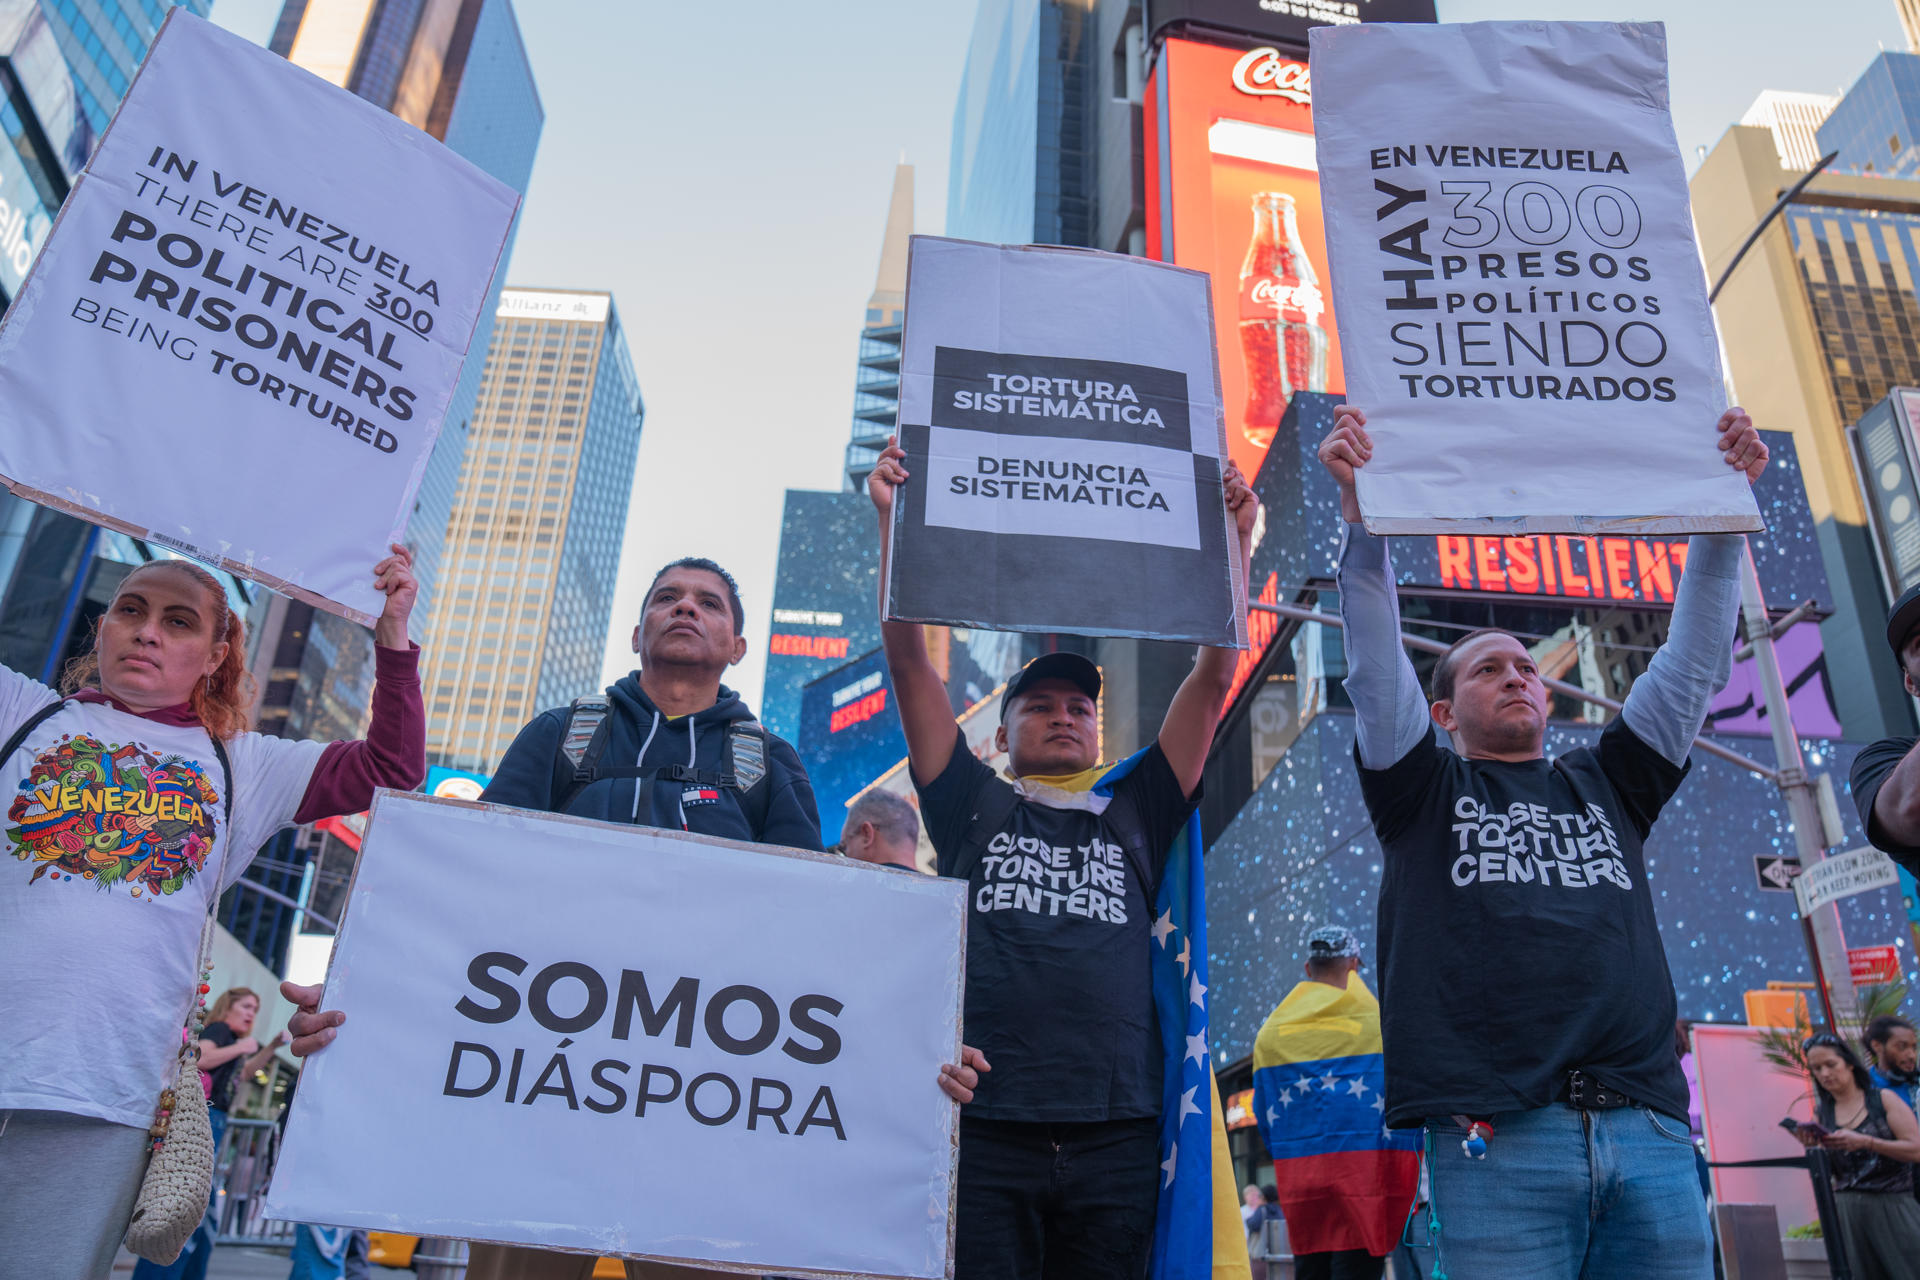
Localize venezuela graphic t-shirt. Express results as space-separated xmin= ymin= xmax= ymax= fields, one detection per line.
xmin=0 ymin=665 xmax=323 ymax=1129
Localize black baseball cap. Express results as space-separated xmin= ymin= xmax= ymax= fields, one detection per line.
xmin=1888 ymin=583 xmax=1920 ymax=657
xmin=999 ymin=652 xmax=1101 ymax=720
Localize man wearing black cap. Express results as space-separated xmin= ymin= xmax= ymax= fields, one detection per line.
xmin=866 ymin=436 xmax=1256 ymax=1278
xmin=1847 ymin=585 xmax=1920 ymax=876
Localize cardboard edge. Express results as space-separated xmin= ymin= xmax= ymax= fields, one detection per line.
xmin=1358 ymin=512 xmax=1766 ymax=537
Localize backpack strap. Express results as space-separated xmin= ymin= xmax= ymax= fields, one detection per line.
xmin=210 ymin=735 xmax=234 ymax=827
xmin=0 ymin=698 xmax=68 ymax=774
xmin=727 ymin=720 xmax=774 ymax=841
xmin=551 ymin=695 xmax=613 ymax=812
xmin=1096 ymin=787 xmax=1159 ymax=897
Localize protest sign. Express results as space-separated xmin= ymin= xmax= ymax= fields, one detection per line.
xmin=264 ymin=792 xmax=966 ymax=1279
xmin=884 ymin=235 xmax=1248 ymax=647
xmin=1308 ymin=21 xmax=1762 ymax=535
xmin=0 ymin=11 xmax=517 ymax=623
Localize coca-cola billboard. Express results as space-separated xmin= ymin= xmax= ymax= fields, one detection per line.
xmin=1146 ymin=0 xmax=1436 ymax=51
xmin=1146 ymin=35 xmax=1342 ymax=480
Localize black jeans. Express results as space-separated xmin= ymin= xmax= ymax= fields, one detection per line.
xmin=1293 ymin=1250 xmax=1386 ymax=1280
xmin=955 ymin=1114 xmax=1160 ymax=1280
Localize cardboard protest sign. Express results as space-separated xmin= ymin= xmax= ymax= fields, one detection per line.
xmin=1309 ymin=21 xmax=1762 ymax=535
xmin=885 ymin=236 xmax=1248 ymax=648
xmin=0 ymin=11 xmax=517 ymax=622
xmin=265 ymin=792 xmax=966 ymax=1279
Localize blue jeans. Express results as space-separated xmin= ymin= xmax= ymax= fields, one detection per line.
xmin=1422 ymin=1103 xmax=1711 ymax=1280
xmin=131 ymin=1108 xmax=229 ymax=1280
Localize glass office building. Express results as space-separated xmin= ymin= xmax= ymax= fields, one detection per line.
xmin=845 ymin=163 xmax=911 ymax=488
xmin=1819 ymin=51 xmax=1920 ymax=180
xmin=947 ymin=0 xmax=1094 ymax=246
xmin=420 ymin=290 xmax=643 ymax=775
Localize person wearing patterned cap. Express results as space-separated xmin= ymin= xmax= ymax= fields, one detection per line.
xmin=1251 ymin=925 xmax=1417 ymax=1280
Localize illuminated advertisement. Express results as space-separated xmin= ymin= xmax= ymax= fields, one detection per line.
xmin=0 ymin=140 xmax=53 ymax=299
xmin=797 ymin=648 xmax=909 ymax=840
xmin=1146 ymin=0 xmax=1436 ymax=48
xmin=761 ymin=490 xmax=884 ymax=739
xmin=1147 ymin=36 xmax=1343 ymax=483
xmin=424 ymin=766 xmax=490 ymax=801
xmin=1853 ymin=388 xmax=1920 ymax=598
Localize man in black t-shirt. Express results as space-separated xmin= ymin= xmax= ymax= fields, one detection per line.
xmin=1848 ymin=583 xmax=1920 ymax=876
xmin=866 ymin=436 xmax=1257 ymax=1279
xmin=1320 ymin=405 xmax=1769 ymax=1279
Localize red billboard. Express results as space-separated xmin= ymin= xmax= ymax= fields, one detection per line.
xmin=1146 ymin=37 xmax=1343 ymax=482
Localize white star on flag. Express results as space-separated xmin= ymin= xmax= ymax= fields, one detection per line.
xmin=1320 ymin=1072 xmax=1340 ymax=1093
xmin=1151 ymin=909 xmax=1175 ymax=946
xmin=1188 ymin=971 xmax=1207 ymax=1006
xmin=1185 ymin=1033 xmax=1208 ymax=1065
xmin=1162 ymin=1141 xmax=1179 ymax=1187
xmin=1296 ymin=1076 xmax=1317 ymax=1096
xmin=1179 ymin=1086 xmax=1201 ymax=1124
xmin=1372 ymin=1095 xmax=1386 ymax=1113
xmin=1347 ymin=1079 xmax=1370 ymax=1098
xmin=1267 ymin=1105 xmax=1282 ymax=1126
xmin=1176 ymin=936 xmax=1191 ymax=976
xmin=1275 ymin=1084 xmax=1291 ymax=1105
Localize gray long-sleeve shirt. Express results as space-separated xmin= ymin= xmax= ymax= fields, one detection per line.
xmin=1335 ymin=525 xmax=1745 ymax=770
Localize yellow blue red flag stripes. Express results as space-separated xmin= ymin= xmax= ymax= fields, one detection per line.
xmin=1252 ymin=978 xmax=1418 ymax=1257
xmin=1095 ymin=751 xmax=1246 ymax=1280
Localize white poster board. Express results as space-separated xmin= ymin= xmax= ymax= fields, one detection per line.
xmin=0 ymin=11 xmax=517 ymax=622
xmin=265 ymin=792 xmax=966 ymax=1279
xmin=884 ymin=236 xmax=1248 ymax=647
xmin=1308 ymin=21 xmax=1762 ymax=535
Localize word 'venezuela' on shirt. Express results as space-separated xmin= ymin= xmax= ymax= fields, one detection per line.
xmin=976 ymin=830 xmax=1132 ymax=923
xmin=1447 ymin=795 xmax=1631 ymax=890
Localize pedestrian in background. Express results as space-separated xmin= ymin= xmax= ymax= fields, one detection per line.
xmin=132 ymin=987 xmax=288 ymax=1280
xmin=837 ymin=789 xmax=923 ymax=871
xmin=1795 ymin=1032 xmax=1920 ymax=1280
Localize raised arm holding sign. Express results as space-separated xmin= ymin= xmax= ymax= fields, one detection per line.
xmin=1322 ymin=400 xmax=1765 ymax=1277
xmin=870 ymin=433 xmax=1256 ymax=1278
xmin=1308 ymin=20 xmax=1761 ymax=535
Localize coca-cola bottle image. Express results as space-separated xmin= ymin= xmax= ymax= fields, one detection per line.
xmin=1238 ymin=191 xmax=1329 ymax=449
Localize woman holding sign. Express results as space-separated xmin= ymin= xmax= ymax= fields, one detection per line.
xmin=0 ymin=547 xmax=425 ymax=1279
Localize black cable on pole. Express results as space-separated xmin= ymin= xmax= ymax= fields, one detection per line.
xmin=1707 ymin=151 xmax=1840 ymax=306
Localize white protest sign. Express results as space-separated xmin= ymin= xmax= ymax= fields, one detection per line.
xmin=1308 ymin=21 xmax=1762 ymax=535
xmin=885 ymin=236 xmax=1247 ymax=648
xmin=265 ymin=792 xmax=965 ymax=1279
xmin=1793 ymin=846 xmax=1901 ymax=917
xmin=0 ymin=11 xmax=517 ymax=623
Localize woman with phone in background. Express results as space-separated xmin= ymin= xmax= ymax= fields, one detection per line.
xmin=1795 ymin=1033 xmax=1920 ymax=1279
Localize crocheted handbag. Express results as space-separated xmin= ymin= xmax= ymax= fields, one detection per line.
xmin=124 ymin=905 xmax=219 ymax=1263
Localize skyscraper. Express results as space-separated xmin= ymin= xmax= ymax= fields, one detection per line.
xmin=1740 ymin=89 xmax=1841 ymax=170
xmin=251 ymin=0 xmax=542 ymax=745
xmin=1693 ymin=118 xmax=1920 ymax=741
xmin=844 ymin=162 xmax=911 ymax=489
xmin=947 ymin=0 xmax=1096 ymax=247
xmin=419 ymin=288 xmax=643 ymax=774
xmin=1818 ymin=51 xmax=1920 ymax=180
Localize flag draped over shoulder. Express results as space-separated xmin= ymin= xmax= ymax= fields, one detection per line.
xmin=1251 ymin=976 xmax=1419 ymax=1257
xmin=1095 ymin=751 xmax=1247 ymax=1280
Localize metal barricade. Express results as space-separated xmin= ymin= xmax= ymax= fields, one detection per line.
xmin=213 ymin=1117 xmax=297 ymax=1248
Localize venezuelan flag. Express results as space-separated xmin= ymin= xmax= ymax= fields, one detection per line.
xmin=1251 ymin=976 xmax=1418 ymax=1257
xmin=1094 ymin=752 xmax=1248 ymax=1280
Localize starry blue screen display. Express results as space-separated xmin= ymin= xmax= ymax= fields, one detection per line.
xmin=797 ymin=647 xmax=909 ymax=843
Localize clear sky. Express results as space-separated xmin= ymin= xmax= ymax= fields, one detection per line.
xmin=211 ymin=0 xmax=1907 ymax=715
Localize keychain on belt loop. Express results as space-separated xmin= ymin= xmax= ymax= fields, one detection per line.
xmin=1451 ymin=1115 xmax=1493 ymax=1159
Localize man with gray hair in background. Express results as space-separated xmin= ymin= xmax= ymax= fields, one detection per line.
xmin=838 ymin=790 xmax=924 ymax=872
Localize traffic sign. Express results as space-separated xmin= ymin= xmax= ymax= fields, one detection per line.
xmin=1793 ymin=847 xmax=1901 ymax=916
xmin=1848 ymin=945 xmax=1903 ymax=985
xmin=1755 ymin=854 xmax=1804 ymax=892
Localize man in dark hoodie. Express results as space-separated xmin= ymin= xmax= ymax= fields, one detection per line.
xmin=481 ymin=557 xmax=823 ymax=849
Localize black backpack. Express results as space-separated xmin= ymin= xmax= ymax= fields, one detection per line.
xmin=548 ymin=694 xmax=774 ymax=838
